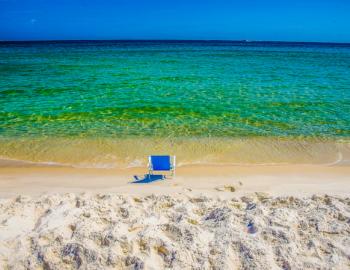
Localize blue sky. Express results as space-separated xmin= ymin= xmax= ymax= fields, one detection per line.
xmin=0 ymin=0 xmax=349 ymax=42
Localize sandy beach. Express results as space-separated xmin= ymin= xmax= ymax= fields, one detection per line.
xmin=0 ymin=160 xmax=349 ymax=197
xmin=1 ymin=7 xmax=350 ymax=269
xmin=0 ymin=163 xmax=349 ymax=269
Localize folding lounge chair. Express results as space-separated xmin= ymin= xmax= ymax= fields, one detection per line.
xmin=148 ymin=155 xmax=176 ymax=179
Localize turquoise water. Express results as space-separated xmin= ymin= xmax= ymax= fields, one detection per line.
xmin=1 ymin=41 xmax=350 ymax=138
xmin=0 ymin=41 xmax=350 ymax=166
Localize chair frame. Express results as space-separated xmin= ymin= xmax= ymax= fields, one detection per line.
xmin=148 ymin=155 xmax=176 ymax=179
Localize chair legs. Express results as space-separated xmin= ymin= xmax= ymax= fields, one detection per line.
xmin=147 ymin=170 xmax=174 ymax=180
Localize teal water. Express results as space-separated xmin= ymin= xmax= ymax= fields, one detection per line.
xmin=1 ymin=41 xmax=350 ymax=138
xmin=0 ymin=41 xmax=350 ymax=166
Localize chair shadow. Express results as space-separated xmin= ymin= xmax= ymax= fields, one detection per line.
xmin=132 ymin=174 xmax=164 ymax=184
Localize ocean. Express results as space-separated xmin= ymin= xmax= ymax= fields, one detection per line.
xmin=0 ymin=40 xmax=349 ymax=167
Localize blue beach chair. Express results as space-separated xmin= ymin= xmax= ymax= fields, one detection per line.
xmin=148 ymin=155 xmax=176 ymax=179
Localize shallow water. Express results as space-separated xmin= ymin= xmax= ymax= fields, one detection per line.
xmin=1 ymin=137 xmax=350 ymax=168
xmin=0 ymin=41 xmax=350 ymax=166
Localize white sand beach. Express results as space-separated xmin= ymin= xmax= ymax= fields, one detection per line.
xmin=0 ymin=162 xmax=350 ymax=197
xmin=0 ymin=164 xmax=349 ymax=269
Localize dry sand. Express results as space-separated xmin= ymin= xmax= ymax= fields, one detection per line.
xmin=0 ymin=163 xmax=350 ymax=198
xmin=0 ymin=164 xmax=349 ymax=269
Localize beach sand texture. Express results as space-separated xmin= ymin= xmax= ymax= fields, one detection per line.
xmin=0 ymin=164 xmax=349 ymax=269
xmin=0 ymin=192 xmax=349 ymax=270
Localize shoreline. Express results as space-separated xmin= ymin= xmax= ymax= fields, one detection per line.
xmin=1 ymin=137 xmax=349 ymax=168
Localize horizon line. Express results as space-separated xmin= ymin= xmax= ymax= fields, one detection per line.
xmin=1 ymin=39 xmax=350 ymax=45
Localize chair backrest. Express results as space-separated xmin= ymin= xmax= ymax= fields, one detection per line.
xmin=150 ymin=155 xmax=171 ymax=171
